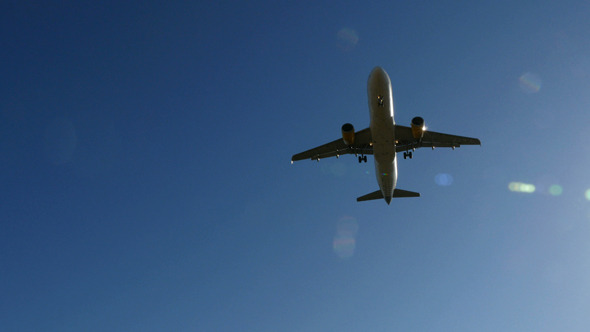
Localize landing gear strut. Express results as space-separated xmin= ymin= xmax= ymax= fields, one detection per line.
xmin=403 ymin=151 xmax=413 ymax=159
xmin=358 ymin=155 xmax=367 ymax=163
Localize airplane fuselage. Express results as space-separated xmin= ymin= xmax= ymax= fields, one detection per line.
xmin=367 ymin=67 xmax=397 ymax=204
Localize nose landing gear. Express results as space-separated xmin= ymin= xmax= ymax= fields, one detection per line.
xmin=358 ymin=155 xmax=368 ymax=163
xmin=377 ymin=95 xmax=384 ymax=107
xmin=403 ymin=151 xmax=413 ymax=159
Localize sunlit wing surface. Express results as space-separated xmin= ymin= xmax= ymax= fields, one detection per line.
xmin=394 ymin=125 xmax=481 ymax=152
xmin=291 ymin=127 xmax=373 ymax=161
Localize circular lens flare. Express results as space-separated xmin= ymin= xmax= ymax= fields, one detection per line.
xmin=519 ymin=72 xmax=542 ymax=93
xmin=508 ymin=182 xmax=536 ymax=193
xmin=435 ymin=173 xmax=453 ymax=186
xmin=336 ymin=28 xmax=359 ymax=51
xmin=333 ymin=216 xmax=358 ymax=259
xmin=548 ymin=185 xmax=563 ymax=196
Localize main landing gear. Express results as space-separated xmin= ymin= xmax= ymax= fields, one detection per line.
xmin=358 ymin=155 xmax=368 ymax=163
xmin=403 ymin=151 xmax=413 ymax=159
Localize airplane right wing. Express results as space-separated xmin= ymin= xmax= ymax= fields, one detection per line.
xmin=292 ymin=127 xmax=373 ymax=162
xmin=394 ymin=125 xmax=481 ymax=152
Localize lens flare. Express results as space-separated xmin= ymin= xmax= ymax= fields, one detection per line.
xmin=435 ymin=173 xmax=453 ymax=186
xmin=333 ymin=235 xmax=355 ymax=258
xmin=585 ymin=189 xmax=590 ymax=201
xmin=336 ymin=28 xmax=359 ymax=51
xmin=548 ymin=185 xmax=563 ymax=196
xmin=333 ymin=216 xmax=358 ymax=259
xmin=519 ymin=72 xmax=542 ymax=93
xmin=508 ymin=182 xmax=536 ymax=193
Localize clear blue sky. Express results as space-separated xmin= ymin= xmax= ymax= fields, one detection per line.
xmin=2 ymin=1 xmax=590 ymax=331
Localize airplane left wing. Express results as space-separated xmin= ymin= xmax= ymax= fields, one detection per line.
xmin=394 ymin=125 xmax=481 ymax=152
xmin=292 ymin=127 xmax=373 ymax=162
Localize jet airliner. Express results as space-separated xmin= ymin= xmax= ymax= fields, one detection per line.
xmin=291 ymin=67 xmax=481 ymax=204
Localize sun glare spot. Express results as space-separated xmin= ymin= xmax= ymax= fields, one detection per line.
xmin=585 ymin=189 xmax=590 ymax=201
xmin=508 ymin=182 xmax=536 ymax=193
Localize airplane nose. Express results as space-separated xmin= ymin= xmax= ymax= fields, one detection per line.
xmin=370 ymin=66 xmax=386 ymax=79
xmin=369 ymin=66 xmax=390 ymax=86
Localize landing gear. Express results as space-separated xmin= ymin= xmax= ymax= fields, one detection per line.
xmin=358 ymin=155 xmax=367 ymax=163
xmin=403 ymin=151 xmax=413 ymax=159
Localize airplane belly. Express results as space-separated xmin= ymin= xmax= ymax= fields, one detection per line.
xmin=371 ymin=110 xmax=397 ymax=198
xmin=374 ymin=157 xmax=397 ymax=198
xmin=367 ymin=66 xmax=399 ymax=202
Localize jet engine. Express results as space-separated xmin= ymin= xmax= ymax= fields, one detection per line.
xmin=411 ymin=116 xmax=425 ymax=140
xmin=341 ymin=123 xmax=355 ymax=146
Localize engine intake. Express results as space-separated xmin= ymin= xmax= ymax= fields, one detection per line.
xmin=411 ymin=116 xmax=425 ymax=140
xmin=341 ymin=123 xmax=355 ymax=146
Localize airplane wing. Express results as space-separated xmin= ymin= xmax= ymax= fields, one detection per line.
xmin=292 ymin=127 xmax=373 ymax=162
xmin=394 ymin=125 xmax=481 ymax=153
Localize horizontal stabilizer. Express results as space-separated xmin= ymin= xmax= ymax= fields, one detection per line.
xmin=357 ymin=188 xmax=420 ymax=202
xmin=393 ymin=188 xmax=420 ymax=198
xmin=357 ymin=190 xmax=383 ymax=202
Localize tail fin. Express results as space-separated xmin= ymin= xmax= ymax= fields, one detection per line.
xmin=357 ymin=188 xmax=420 ymax=202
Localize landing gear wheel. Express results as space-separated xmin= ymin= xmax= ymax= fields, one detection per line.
xmin=358 ymin=156 xmax=363 ymax=163
xmin=363 ymin=156 xmax=367 ymax=163
xmin=403 ymin=152 xmax=407 ymax=159
xmin=408 ymin=151 xmax=413 ymax=159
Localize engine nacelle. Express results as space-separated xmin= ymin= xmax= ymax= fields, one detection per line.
xmin=341 ymin=123 xmax=355 ymax=146
xmin=411 ymin=116 xmax=425 ymax=140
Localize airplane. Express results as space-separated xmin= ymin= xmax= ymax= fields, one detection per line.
xmin=291 ymin=66 xmax=481 ymax=204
